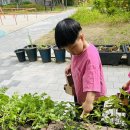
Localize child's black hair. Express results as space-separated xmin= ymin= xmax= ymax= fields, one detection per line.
xmin=55 ymin=18 xmax=82 ymax=48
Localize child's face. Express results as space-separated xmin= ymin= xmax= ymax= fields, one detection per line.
xmin=65 ymin=33 xmax=85 ymax=55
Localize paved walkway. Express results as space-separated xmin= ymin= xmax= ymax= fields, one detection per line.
xmin=0 ymin=9 xmax=130 ymax=103
xmin=0 ymin=9 xmax=75 ymax=53
xmin=0 ymin=13 xmax=55 ymax=32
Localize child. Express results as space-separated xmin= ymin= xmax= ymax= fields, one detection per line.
xmin=55 ymin=18 xmax=107 ymax=117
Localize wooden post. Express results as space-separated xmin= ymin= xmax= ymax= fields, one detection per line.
xmin=0 ymin=15 xmax=3 ymax=25
xmin=0 ymin=7 xmax=5 ymax=18
xmin=35 ymin=8 xmax=37 ymax=18
xmin=13 ymin=14 xmax=17 ymax=25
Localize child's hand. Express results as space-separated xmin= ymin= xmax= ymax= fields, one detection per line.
xmin=122 ymin=80 xmax=130 ymax=91
xmin=82 ymin=102 xmax=94 ymax=113
xmin=65 ymin=64 xmax=71 ymax=76
xmin=80 ymin=103 xmax=93 ymax=119
xmin=80 ymin=110 xmax=90 ymax=119
xmin=82 ymin=92 xmax=95 ymax=114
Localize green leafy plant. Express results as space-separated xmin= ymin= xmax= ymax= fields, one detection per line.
xmin=38 ymin=45 xmax=50 ymax=50
xmin=80 ymin=89 xmax=130 ymax=129
xmin=93 ymin=0 xmax=130 ymax=15
xmin=0 ymin=92 xmax=75 ymax=130
xmin=27 ymin=32 xmax=33 ymax=48
xmin=1 ymin=89 xmax=130 ymax=129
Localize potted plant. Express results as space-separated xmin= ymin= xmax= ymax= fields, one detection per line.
xmin=38 ymin=45 xmax=51 ymax=63
xmin=124 ymin=44 xmax=130 ymax=66
xmin=95 ymin=44 xmax=125 ymax=65
xmin=24 ymin=33 xmax=37 ymax=62
xmin=14 ymin=49 xmax=26 ymax=62
xmin=53 ymin=45 xmax=66 ymax=63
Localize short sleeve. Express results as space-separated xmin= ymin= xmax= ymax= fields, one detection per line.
xmin=83 ymin=64 xmax=101 ymax=93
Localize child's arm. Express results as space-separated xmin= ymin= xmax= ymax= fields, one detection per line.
xmin=122 ymin=80 xmax=130 ymax=91
xmin=81 ymin=92 xmax=96 ymax=117
xmin=65 ymin=64 xmax=71 ymax=76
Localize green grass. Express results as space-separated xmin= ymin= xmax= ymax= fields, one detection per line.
xmin=71 ymin=7 xmax=130 ymax=26
xmin=71 ymin=7 xmax=105 ymax=25
xmin=105 ymin=12 xmax=130 ymax=25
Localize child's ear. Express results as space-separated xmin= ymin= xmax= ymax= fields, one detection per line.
xmin=80 ymin=33 xmax=85 ymax=40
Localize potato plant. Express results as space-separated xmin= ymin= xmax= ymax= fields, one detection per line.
xmin=0 ymin=89 xmax=130 ymax=130
xmin=0 ymin=93 xmax=75 ymax=130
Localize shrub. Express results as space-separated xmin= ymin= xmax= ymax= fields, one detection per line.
xmin=93 ymin=0 xmax=106 ymax=13
xmin=67 ymin=0 xmax=75 ymax=6
xmin=71 ymin=5 xmax=130 ymax=25
xmin=22 ymin=0 xmax=32 ymax=4
xmin=93 ymin=0 xmax=130 ymax=15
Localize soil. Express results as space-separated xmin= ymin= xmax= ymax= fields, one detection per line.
xmin=17 ymin=126 xmax=31 ymax=130
xmin=35 ymin=23 xmax=130 ymax=46
xmin=83 ymin=23 xmax=130 ymax=45
xmin=16 ymin=122 xmax=64 ymax=130
xmin=47 ymin=121 xmax=64 ymax=130
xmin=0 ymin=122 xmax=123 ymax=130
xmin=86 ymin=125 xmax=122 ymax=130
xmin=34 ymin=31 xmax=55 ymax=46
xmin=96 ymin=45 xmax=120 ymax=52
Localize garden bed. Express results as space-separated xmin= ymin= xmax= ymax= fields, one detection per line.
xmin=95 ymin=45 xmax=125 ymax=65
xmin=14 ymin=122 xmax=122 ymax=130
xmin=0 ymin=90 xmax=130 ymax=130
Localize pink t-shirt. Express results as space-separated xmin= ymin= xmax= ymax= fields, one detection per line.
xmin=71 ymin=43 xmax=106 ymax=105
xmin=127 ymin=88 xmax=130 ymax=94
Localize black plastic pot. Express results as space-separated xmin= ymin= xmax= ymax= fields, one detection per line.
xmin=39 ymin=47 xmax=51 ymax=63
xmin=53 ymin=46 xmax=66 ymax=62
xmin=124 ymin=44 xmax=130 ymax=66
xmin=14 ymin=49 xmax=26 ymax=62
xmin=24 ymin=45 xmax=37 ymax=62
xmin=95 ymin=45 xmax=125 ymax=65
xmin=24 ymin=44 xmax=37 ymax=48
